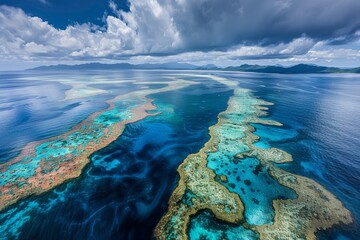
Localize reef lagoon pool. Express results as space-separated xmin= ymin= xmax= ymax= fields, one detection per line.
xmin=0 ymin=70 xmax=359 ymax=240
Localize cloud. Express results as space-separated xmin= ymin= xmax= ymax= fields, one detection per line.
xmin=0 ymin=5 xmax=136 ymax=60
xmin=0 ymin=0 xmax=360 ymax=64
xmin=166 ymin=0 xmax=360 ymax=50
xmin=127 ymin=37 xmax=316 ymax=64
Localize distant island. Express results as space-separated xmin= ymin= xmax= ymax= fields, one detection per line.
xmin=28 ymin=63 xmax=360 ymax=74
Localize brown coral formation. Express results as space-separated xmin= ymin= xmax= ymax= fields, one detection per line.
xmin=0 ymin=100 xmax=156 ymax=212
xmin=257 ymin=167 xmax=353 ymax=240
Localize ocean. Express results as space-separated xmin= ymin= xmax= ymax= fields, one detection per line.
xmin=0 ymin=70 xmax=359 ymax=239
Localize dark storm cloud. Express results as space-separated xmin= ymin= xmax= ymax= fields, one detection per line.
xmin=167 ymin=0 xmax=360 ymax=51
xmin=326 ymin=35 xmax=360 ymax=45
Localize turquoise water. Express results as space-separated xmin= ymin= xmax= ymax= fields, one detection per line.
xmin=189 ymin=211 xmax=258 ymax=240
xmin=0 ymin=71 xmax=359 ymax=239
xmin=208 ymin=156 xmax=296 ymax=226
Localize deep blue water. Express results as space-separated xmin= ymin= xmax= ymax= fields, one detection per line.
xmin=0 ymin=71 xmax=359 ymax=239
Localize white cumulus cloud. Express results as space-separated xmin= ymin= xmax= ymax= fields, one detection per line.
xmin=0 ymin=0 xmax=360 ymax=68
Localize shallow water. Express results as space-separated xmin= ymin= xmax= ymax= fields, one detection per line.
xmin=189 ymin=211 xmax=259 ymax=240
xmin=0 ymin=70 xmax=359 ymax=239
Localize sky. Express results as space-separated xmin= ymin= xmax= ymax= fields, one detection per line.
xmin=0 ymin=0 xmax=360 ymax=70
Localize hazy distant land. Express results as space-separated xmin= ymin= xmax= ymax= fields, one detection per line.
xmin=28 ymin=62 xmax=360 ymax=74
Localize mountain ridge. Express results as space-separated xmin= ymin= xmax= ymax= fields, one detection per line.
xmin=28 ymin=63 xmax=360 ymax=74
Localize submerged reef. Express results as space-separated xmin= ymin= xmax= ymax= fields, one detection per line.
xmin=0 ymin=79 xmax=195 ymax=212
xmin=155 ymin=86 xmax=352 ymax=239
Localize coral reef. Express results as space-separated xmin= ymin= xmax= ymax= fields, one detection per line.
xmin=0 ymin=80 xmax=195 ymax=212
xmin=156 ymin=86 xmax=352 ymax=239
